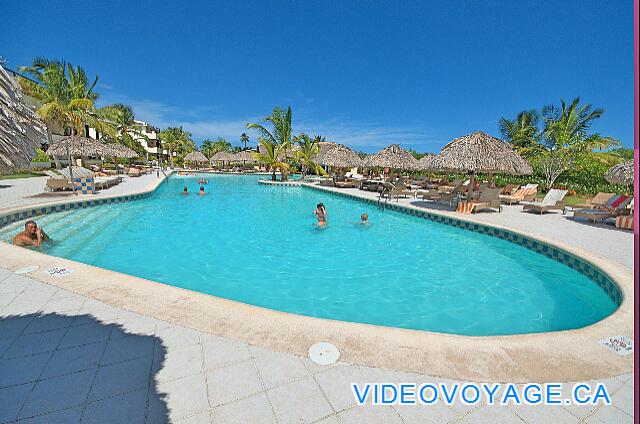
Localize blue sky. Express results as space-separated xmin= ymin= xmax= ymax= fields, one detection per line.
xmin=2 ymin=1 xmax=634 ymax=152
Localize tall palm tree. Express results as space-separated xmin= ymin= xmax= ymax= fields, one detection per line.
xmin=19 ymin=58 xmax=115 ymax=144
xmin=246 ymin=106 xmax=294 ymax=180
xmin=252 ymin=137 xmax=289 ymax=181
xmin=159 ymin=126 xmax=195 ymax=167
xmin=498 ymin=110 xmax=540 ymax=150
xmin=101 ymin=103 xmax=148 ymax=157
xmin=240 ymin=133 xmax=250 ymax=150
xmin=293 ymin=133 xmax=324 ymax=178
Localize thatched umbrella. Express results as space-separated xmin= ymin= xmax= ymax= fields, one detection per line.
xmin=104 ymin=143 xmax=138 ymax=159
xmin=210 ymin=151 xmax=234 ymax=165
xmin=0 ymin=65 xmax=46 ymax=174
xmin=364 ymin=144 xmax=418 ymax=172
xmin=415 ymin=153 xmax=439 ymax=171
xmin=318 ymin=144 xmax=364 ymax=168
xmin=436 ymin=131 xmax=532 ymax=176
xmin=184 ymin=151 xmax=208 ymax=163
xmin=233 ymin=150 xmax=257 ymax=164
xmin=47 ymin=136 xmax=111 ymax=157
xmin=605 ymin=160 xmax=634 ymax=185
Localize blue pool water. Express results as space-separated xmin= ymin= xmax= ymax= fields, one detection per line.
xmin=1 ymin=174 xmax=617 ymax=335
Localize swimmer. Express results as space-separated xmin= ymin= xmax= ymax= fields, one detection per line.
xmin=360 ymin=213 xmax=368 ymax=224
xmin=13 ymin=220 xmax=49 ymax=247
xmin=199 ymin=178 xmax=209 ymax=185
xmin=181 ymin=186 xmax=189 ymax=195
xmin=198 ymin=186 xmax=206 ymax=195
xmin=313 ymin=203 xmax=327 ymax=227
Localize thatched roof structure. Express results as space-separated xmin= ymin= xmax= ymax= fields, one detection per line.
xmin=0 ymin=65 xmax=46 ymax=174
xmin=364 ymin=144 xmax=418 ymax=170
xmin=106 ymin=144 xmax=138 ymax=159
xmin=436 ymin=131 xmax=532 ymax=175
xmin=605 ymin=160 xmax=633 ymax=185
xmin=47 ymin=136 xmax=111 ymax=157
xmin=210 ymin=151 xmax=234 ymax=163
xmin=184 ymin=150 xmax=208 ymax=163
xmin=313 ymin=141 xmax=338 ymax=161
xmin=416 ymin=153 xmax=439 ymax=171
xmin=318 ymin=144 xmax=364 ymax=168
xmin=233 ymin=150 xmax=257 ymax=163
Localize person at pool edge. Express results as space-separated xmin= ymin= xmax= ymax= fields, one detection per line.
xmin=13 ymin=220 xmax=49 ymax=247
xmin=181 ymin=185 xmax=189 ymax=195
xmin=314 ymin=203 xmax=327 ymax=227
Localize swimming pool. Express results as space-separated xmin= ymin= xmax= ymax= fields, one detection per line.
xmin=0 ymin=174 xmax=618 ymax=336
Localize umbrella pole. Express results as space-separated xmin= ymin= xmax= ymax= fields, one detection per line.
xmin=65 ymin=138 xmax=76 ymax=195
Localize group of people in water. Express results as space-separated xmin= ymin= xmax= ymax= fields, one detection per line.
xmin=314 ymin=203 xmax=368 ymax=228
xmin=181 ymin=178 xmax=209 ymax=196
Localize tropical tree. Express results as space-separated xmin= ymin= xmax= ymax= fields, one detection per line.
xmin=538 ymin=98 xmax=619 ymax=188
xmin=159 ymin=126 xmax=195 ymax=167
xmin=18 ymin=58 xmax=115 ymax=144
xmin=252 ymin=137 xmax=289 ymax=181
xmin=246 ymin=106 xmax=294 ymax=180
xmin=293 ymin=133 xmax=325 ymax=178
xmin=100 ymin=103 xmax=148 ymax=157
xmin=499 ymin=110 xmax=543 ymax=156
xmin=201 ymin=137 xmax=232 ymax=158
xmin=240 ymin=133 xmax=250 ymax=150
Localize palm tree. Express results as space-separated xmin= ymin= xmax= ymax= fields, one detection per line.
xmin=201 ymin=137 xmax=232 ymax=158
xmin=246 ymin=106 xmax=294 ymax=181
xmin=499 ymin=110 xmax=541 ymax=151
xmin=538 ymin=97 xmax=620 ymax=187
xmin=100 ymin=104 xmax=148 ymax=157
xmin=159 ymin=126 xmax=195 ymax=167
xmin=293 ymin=133 xmax=324 ymax=178
xmin=253 ymin=137 xmax=289 ymax=181
xmin=240 ymin=133 xmax=250 ymax=150
xmin=19 ymin=58 xmax=115 ymax=144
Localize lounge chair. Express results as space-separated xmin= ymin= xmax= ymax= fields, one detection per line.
xmin=418 ymin=189 xmax=442 ymax=202
xmin=380 ymin=182 xmax=414 ymax=201
xmin=500 ymin=184 xmax=538 ymax=205
xmin=334 ymin=180 xmax=359 ymax=188
xmin=522 ymin=189 xmax=568 ymax=214
xmin=456 ymin=188 xmax=502 ymax=214
xmin=573 ymin=195 xmax=632 ymax=223
xmin=570 ymin=192 xmax=615 ymax=211
xmin=499 ymin=184 xmax=519 ymax=195
xmin=45 ymin=178 xmax=73 ymax=191
xmin=128 ymin=167 xmax=142 ymax=177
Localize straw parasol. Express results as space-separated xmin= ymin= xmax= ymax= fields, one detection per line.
xmin=364 ymin=144 xmax=419 ymax=171
xmin=184 ymin=150 xmax=208 ymax=163
xmin=318 ymin=144 xmax=364 ymax=168
xmin=104 ymin=143 xmax=138 ymax=159
xmin=604 ymin=160 xmax=634 ymax=185
xmin=435 ymin=131 xmax=532 ymax=175
xmin=46 ymin=136 xmax=112 ymax=157
xmin=210 ymin=151 xmax=235 ymax=163
xmin=415 ymin=153 xmax=439 ymax=171
xmin=233 ymin=150 xmax=257 ymax=163
xmin=0 ymin=65 xmax=46 ymax=174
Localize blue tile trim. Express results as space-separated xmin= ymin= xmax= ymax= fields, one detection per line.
xmin=303 ymin=184 xmax=623 ymax=305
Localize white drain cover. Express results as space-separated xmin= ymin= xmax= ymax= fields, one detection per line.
xmin=598 ymin=336 xmax=633 ymax=356
xmin=46 ymin=266 xmax=74 ymax=278
xmin=14 ymin=265 xmax=39 ymax=275
xmin=308 ymin=342 xmax=340 ymax=365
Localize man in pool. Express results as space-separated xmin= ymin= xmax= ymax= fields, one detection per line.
xmin=182 ymin=186 xmax=189 ymax=195
xmin=198 ymin=186 xmax=206 ymax=196
xmin=13 ymin=220 xmax=49 ymax=247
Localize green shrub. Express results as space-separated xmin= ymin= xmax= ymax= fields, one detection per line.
xmin=31 ymin=148 xmax=51 ymax=163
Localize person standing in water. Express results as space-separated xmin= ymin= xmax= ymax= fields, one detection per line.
xmin=181 ymin=186 xmax=189 ymax=195
xmin=314 ymin=203 xmax=327 ymax=227
xmin=198 ymin=186 xmax=207 ymax=196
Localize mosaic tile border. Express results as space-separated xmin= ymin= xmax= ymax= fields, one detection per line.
xmin=257 ymin=179 xmax=303 ymax=187
xmin=304 ymin=184 xmax=623 ymax=305
xmin=0 ymin=192 xmax=152 ymax=230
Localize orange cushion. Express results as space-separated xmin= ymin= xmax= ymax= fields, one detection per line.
xmin=615 ymin=216 xmax=633 ymax=229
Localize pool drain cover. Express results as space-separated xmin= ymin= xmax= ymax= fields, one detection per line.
xmin=14 ymin=265 xmax=39 ymax=275
xmin=598 ymin=336 xmax=633 ymax=356
xmin=308 ymin=342 xmax=340 ymax=365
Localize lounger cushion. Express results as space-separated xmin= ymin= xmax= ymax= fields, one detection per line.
xmin=610 ymin=195 xmax=629 ymax=209
xmin=615 ymin=216 xmax=633 ymax=230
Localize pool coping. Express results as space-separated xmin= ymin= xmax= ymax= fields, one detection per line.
xmin=0 ymin=174 xmax=633 ymax=383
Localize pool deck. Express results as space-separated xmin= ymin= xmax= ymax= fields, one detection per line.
xmin=0 ymin=174 xmax=634 ymax=423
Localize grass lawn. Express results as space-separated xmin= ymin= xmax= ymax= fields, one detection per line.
xmin=0 ymin=171 xmax=46 ymax=180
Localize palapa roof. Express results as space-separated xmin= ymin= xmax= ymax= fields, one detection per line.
xmin=416 ymin=153 xmax=439 ymax=171
xmin=604 ymin=160 xmax=634 ymax=185
xmin=47 ymin=136 xmax=111 ymax=157
xmin=106 ymin=144 xmax=138 ymax=159
xmin=364 ymin=144 xmax=418 ymax=170
xmin=318 ymin=144 xmax=364 ymax=168
xmin=0 ymin=65 xmax=46 ymax=174
xmin=436 ymin=131 xmax=532 ymax=175
xmin=184 ymin=150 xmax=208 ymax=163
xmin=209 ymin=151 xmax=235 ymax=162
xmin=233 ymin=150 xmax=257 ymax=162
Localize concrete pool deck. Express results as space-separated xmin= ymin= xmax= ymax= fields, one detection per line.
xmin=0 ymin=173 xmax=635 ymax=422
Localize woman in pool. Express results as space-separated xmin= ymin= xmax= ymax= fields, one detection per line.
xmin=314 ymin=203 xmax=327 ymax=227
xmin=199 ymin=178 xmax=208 ymax=185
